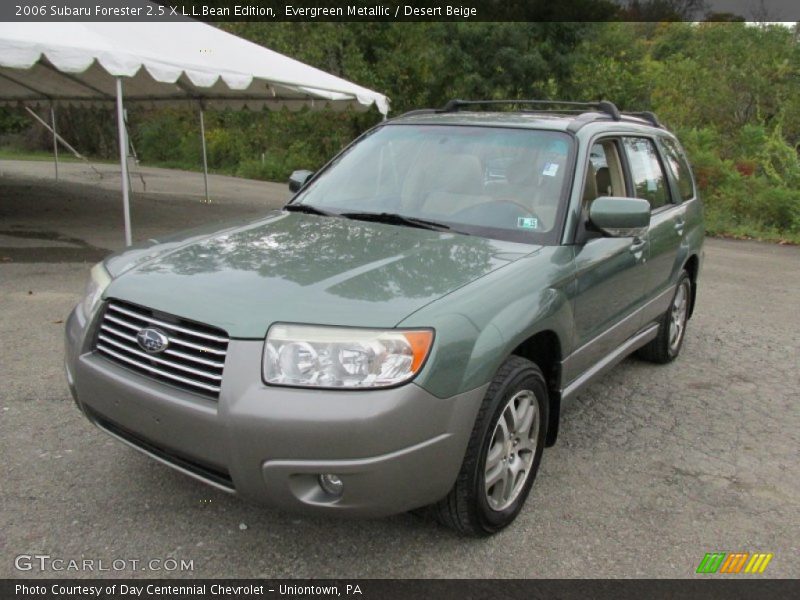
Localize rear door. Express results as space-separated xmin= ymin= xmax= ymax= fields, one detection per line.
xmin=620 ymin=136 xmax=685 ymax=325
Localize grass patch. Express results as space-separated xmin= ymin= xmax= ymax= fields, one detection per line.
xmin=0 ymin=147 xmax=79 ymax=162
xmin=0 ymin=146 xmax=118 ymax=164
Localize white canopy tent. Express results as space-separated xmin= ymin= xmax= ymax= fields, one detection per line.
xmin=0 ymin=21 xmax=390 ymax=245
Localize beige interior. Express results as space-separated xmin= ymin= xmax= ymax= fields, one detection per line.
xmin=583 ymin=140 xmax=626 ymax=207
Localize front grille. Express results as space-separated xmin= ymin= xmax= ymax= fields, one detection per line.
xmin=95 ymin=300 xmax=229 ymax=398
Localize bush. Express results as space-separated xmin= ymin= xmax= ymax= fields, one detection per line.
xmin=235 ymin=140 xmax=324 ymax=182
xmin=678 ymin=125 xmax=800 ymax=242
xmin=746 ymin=185 xmax=800 ymax=232
xmin=204 ymin=128 xmax=241 ymax=169
xmin=135 ymin=110 xmax=196 ymax=164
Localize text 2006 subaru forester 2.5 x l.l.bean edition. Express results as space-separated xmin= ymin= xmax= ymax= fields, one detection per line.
xmin=65 ymin=100 xmax=703 ymax=535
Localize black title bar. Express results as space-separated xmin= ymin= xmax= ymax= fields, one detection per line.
xmin=3 ymin=579 xmax=800 ymax=600
xmin=4 ymin=0 xmax=800 ymax=22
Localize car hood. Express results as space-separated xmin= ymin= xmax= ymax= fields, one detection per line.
xmin=104 ymin=212 xmax=539 ymax=338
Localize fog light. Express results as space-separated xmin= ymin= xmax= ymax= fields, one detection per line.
xmin=318 ymin=473 xmax=344 ymax=497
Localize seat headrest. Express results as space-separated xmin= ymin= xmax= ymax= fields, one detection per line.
xmin=434 ymin=154 xmax=483 ymax=194
xmin=596 ymin=167 xmax=612 ymax=197
xmin=506 ymin=156 xmax=533 ymax=186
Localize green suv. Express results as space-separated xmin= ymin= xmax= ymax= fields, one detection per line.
xmin=65 ymin=100 xmax=703 ymax=535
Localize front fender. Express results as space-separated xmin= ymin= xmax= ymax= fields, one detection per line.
xmin=400 ymin=248 xmax=576 ymax=399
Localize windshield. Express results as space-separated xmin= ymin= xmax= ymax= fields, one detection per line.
xmin=292 ymin=124 xmax=574 ymax=244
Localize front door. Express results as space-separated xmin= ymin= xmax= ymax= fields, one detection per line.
xmin=566 ymin=139 xmax=651 ymax=384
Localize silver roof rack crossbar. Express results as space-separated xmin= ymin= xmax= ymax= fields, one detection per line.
xmin=439 ymin=99 xmax=622 ymax=121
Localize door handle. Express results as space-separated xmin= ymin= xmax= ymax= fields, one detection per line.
xmin=630 ymin=237 xmax=647 ymax=252
xmin=630 ymin=237 xmax=647 ymax=262
xmin=674 ymin=218 xmax=685 ymax=236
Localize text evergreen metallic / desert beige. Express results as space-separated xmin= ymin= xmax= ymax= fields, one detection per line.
xmin=65 ymin=100 xmax=704 ymax=536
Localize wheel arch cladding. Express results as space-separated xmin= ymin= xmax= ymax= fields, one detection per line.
xmin=511 ymin=330 xmax=562 ymax=447
xmin=683 ymin=253 xmax=699 ymax=318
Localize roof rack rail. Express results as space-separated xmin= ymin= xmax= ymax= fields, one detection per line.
xmin=396 ymin=108 xmax=440 ymax=118
xmin=623 ymin=111 xmax=663 ymax=128
xmin=440 ymin=99 xmax=622 ymax=121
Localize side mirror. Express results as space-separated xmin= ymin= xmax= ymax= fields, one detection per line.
xmin=288 ymin=170 xmax=314 ymax=193
xmin=589 ymin=196 xmax=650 ymax=238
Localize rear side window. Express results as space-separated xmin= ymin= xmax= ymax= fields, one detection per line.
xmin=622 ymin=137 xmax=671 ymax=210
xmin=661 ymin=137 xmax=695 ymax=201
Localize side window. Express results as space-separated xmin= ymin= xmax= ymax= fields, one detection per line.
xmin=660 ymin=138 xmax=696 ymax=201
xmin=589 ymin=143 xmax=608 ymax=171
xmin=582 ymin=140 xmax=626 ymax=207
xmin=581 ymin=144 xmax=605 ymax=206
xmin=621 ymin=137 xmax=671 ymax=210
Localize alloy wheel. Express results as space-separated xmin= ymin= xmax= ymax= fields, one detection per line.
xmin=484 ymin=389 xmax=540 ymax=511
xmin=669 ymin=279 xmax=691 ymax=354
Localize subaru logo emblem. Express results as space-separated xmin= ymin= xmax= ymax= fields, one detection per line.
xmin=136 ymin=327 xmax=169 ymax=354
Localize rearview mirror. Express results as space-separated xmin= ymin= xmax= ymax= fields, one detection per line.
xmin=589 ymin=196 xmax=650 ymax=238
xmin=288 ymin=170 xmax=314 ymax=193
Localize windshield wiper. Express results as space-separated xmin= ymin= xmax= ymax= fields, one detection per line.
xmin=340 ymin=212 xmax=451 ymax=232
xmin=284 ymin=203 xmax=338 ymax=217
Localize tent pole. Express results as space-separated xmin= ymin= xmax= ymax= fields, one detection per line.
xmin=50 ymin=104 xmax=59 ymax=180
xmin=115 ymin=77 xmax=132 ymax=247
xmin=199 ymin=107 xmax=210 ymax=203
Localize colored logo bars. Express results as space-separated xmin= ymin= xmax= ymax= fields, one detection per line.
xmin=696 ymin=552 xmax=773 ymax=574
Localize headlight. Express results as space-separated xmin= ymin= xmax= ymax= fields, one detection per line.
xmin=264 ymin=324 xmax=434 ymax=389
xmin=81 ymin=262 xmax=112 ymax=317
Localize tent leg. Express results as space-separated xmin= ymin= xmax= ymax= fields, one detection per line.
xmin=24 ymin=106 xmax=103 ymax=179
xmin=24 ymin=106 xmax=86 ymax=160
xmin=115 ymin=77 xmax=132 ymax=247
xmin=50 ymin=105 xmax=59 ymax=181
xmin=199 ymin=108 xmax=210 ymax=203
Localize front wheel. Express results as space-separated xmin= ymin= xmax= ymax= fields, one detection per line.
xmin=432 ymin=356 xmax=548 ymax=536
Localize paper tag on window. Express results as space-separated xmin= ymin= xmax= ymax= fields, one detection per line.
xmin=517 ymin=217 xmax=538 ymax=230
xmin=542 ymin=162 xmax=559 ymax=177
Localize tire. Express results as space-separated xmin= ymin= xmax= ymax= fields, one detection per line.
xmin=432 ymin=356 xmax=548 ymax=536
xmin=637 ymin=271 xmax=692 ymax=364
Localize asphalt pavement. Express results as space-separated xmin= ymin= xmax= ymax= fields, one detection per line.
xmin=1 ymin=161 xmax=798 ymax=578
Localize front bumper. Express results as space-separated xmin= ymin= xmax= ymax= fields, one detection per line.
xmin=65 ymin=306 xmax=486 ymax=517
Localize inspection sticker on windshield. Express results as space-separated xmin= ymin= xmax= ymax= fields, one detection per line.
xmin=542 ymin=162 xmax=559 ymax=177
xmin=517 ymin=217 xmax=538 ymax=230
